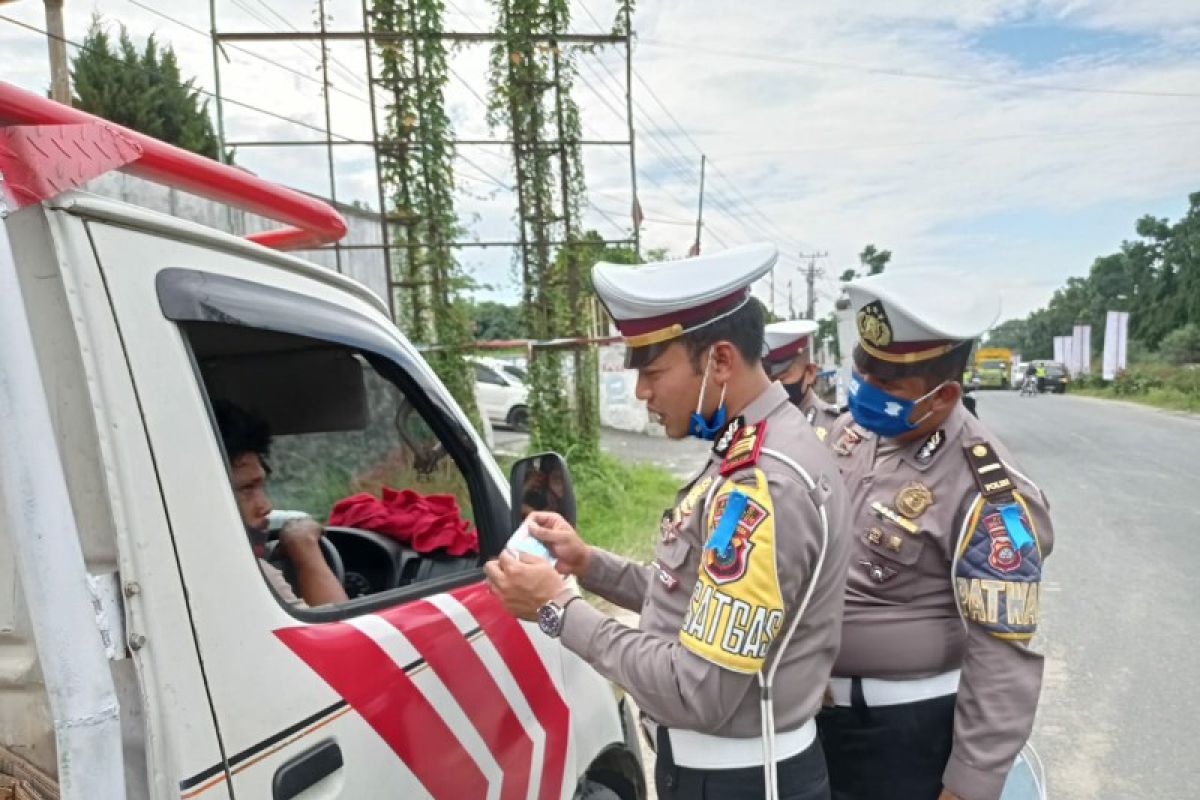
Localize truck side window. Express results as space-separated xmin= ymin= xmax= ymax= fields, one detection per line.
xmin=186 ymin=322 xmax=483 ymax=610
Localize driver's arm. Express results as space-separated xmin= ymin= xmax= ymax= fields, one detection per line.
xmin=279 ymin=518 xmax=349 ymax=606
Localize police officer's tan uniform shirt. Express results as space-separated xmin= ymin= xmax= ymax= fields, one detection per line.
xmin=560 ymin=382 xmax=852 ymax=738
xmin=826 ymin=402 xmax=1054 ymax=800
xmin=798 ymin=388 xmax=840 ymax=443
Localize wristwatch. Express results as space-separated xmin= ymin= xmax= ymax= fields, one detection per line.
xmin=537 ymin=593 xmax=580 ymax=639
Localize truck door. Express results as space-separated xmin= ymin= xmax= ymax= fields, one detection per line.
xmin=86 ymin=217 xmax=577 ymax=800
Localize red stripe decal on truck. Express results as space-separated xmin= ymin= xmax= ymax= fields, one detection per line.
xmin=275 ymin=618 xmax=489 ymax=799
xmin=453 ymin=583 xmax=572 ymax=800
xmin=385 ymin=598 xmax=534 ymax=800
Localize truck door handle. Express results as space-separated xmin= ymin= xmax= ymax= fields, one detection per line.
xmin=272 ymin=738 xmax=343 ymax=800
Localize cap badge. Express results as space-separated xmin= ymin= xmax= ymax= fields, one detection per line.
xmin=857 ymin=300 xmax=893 ymax=348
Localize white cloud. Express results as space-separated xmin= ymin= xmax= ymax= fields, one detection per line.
xmin=3 ymin=0 xmax=1199 ymax=321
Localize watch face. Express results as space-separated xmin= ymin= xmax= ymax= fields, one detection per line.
xmin=538 ymin=603 xmax=562 ymax=637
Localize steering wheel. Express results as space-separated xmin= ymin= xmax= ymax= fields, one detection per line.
xmin=265 ymin=531 xmax=347 ymax=591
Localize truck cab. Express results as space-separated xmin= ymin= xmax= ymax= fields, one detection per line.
xmin=0 ymin=84 xmax=642 ymax=800
xmin=974 ymin=347 xmax=1014 ymax=390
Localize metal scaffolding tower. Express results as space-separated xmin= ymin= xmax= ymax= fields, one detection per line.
xmin=210 ymin=1 xmax=639 ymax=324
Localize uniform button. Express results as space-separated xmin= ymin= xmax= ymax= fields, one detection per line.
xmin=665 ymin=774 xmax=676 ymax=789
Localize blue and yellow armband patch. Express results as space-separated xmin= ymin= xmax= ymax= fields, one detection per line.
xmin=679 ymin=468 xmax=783 ymax=673
xmin=955 ymin=494 xmax=1042 ymax=640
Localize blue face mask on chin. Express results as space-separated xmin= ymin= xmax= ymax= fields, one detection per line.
xmin=688 ymin=404 xmax=727 ymax=439
xmin=848 ymin=370 xmax=945 ymax=438
xmin=687 ymin=350 xmax=728 ymax=440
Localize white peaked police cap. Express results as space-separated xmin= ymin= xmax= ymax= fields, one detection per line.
xmin=845 ymin=270 xmax=1000 ymax=366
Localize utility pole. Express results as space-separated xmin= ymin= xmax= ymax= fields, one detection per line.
xmin=769 ymin=267 xmax=775 ymax=318
xmin=623 ymin=0 xmax=640 ymax=259
xmin=209 ymin=0 xmax=227 ymax=164
xmin=798 ymin=250 xmax=828 ymax=319
xmin=691 ymin=153 xmax=706 ymax=256
xmin=44 ymin=0 xmax=70 ymax=103
xmin=788 ymin=278 xmax=795 ymax=319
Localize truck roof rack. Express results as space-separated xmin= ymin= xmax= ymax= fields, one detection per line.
xmin=0 ymin=81 xmax=346 ymax=250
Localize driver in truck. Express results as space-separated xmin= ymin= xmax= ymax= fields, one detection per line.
xmin=214 ymin=400 xmax=348 ymax=608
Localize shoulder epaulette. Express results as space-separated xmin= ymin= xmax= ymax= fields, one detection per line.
xmin=720 ymin=420 xmax=766 ymax=476
xmin=963 ymin=441 xmax=1015 ymax=503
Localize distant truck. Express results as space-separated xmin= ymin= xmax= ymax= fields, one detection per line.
xmin=974 ymin=347 xmax=1014 ymax=389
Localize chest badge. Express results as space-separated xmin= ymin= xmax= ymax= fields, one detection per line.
xmin=659 ymin=510 xmax=679 ymax=543
xmin=895 ymin=482 xmax=933 ymax=519
xmin=858 ymin=559 xmax=897 ymax=584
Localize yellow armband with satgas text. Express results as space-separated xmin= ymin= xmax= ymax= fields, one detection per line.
xmin=679 ymin=467 xmax=783 ymax=673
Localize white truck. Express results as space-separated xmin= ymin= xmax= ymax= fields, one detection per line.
xmin=0 ymin=82 xmax=643 ymax=800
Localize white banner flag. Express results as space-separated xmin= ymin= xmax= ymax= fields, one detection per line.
xmin=1073 ymin=324 xmax=1092 ymax=375
xmin=1102 ymin=311 xmax=1130 ymax=380
xmin=1053 ymin=336 xmax=1066 ymax=364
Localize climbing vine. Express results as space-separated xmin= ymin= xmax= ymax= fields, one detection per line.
xmin=372 ymin=0 xmax=479 ymax=426
xmin=487 ymin=0 xmax=600 ymax=460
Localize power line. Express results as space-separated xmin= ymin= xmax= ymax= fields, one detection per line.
xmin=578 ymin=2 xmax=772 ymax=252
xmin=125 ymin=0 xmax=372 ymax=108
xmin=625 ymin=67 xmax=810 ymax=250
xmin=640 ymin=37 xmax=1200 ymax=100
xmin=0 ymin=13 xmax=359 ymax=140
xmin=247 ymin=0 xmax=369 ymax=92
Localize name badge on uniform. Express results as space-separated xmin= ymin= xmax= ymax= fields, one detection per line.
xmin=870 ymin=501 xmax=919 ymax=535
xmin=651 ymin=560 xmax=679 ymax=591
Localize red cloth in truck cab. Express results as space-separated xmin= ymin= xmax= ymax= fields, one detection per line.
xmin=328 ymin=487 xmax=479 ymax=556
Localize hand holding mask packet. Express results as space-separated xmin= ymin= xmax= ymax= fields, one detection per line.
xmin=506 ymin=522 xmax=557 ymax=565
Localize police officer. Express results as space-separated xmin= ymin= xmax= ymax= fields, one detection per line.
xmin=817 ymin=270 xmax=1054 ymax=800
xmin=763 ymin=319 xmax=839 ymax=441
xmin=485 ymin=243 xmax=852 ymax=800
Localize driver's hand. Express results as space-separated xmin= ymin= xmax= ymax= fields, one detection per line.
xmin=278 ymin=517 xmax=325 ymax=562
xmin=526 ymin=511 xmax=592 ymax=577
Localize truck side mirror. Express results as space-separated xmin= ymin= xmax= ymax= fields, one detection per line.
xmin=509 ymin=452 xmax=577 ymax=530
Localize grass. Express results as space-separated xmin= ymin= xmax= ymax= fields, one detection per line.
xmin=572 ymin=453 xmax=680 ymax=561
xmin=500 ymin=450 xmax=679 ymax=560
xmin=1070 ymin=386 xmax=1200 ymax=414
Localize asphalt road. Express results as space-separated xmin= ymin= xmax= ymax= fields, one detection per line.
xmin=498 ymin=393 xmax=1200 ymax=798
xmin=973 ymin=390 xmax=1200 ymax=799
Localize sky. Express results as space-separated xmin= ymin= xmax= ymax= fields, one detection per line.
xmin=2 ymin=0 xmax=1199 ymax=326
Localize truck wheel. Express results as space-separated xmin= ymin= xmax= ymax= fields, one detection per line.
xmin=574 ymin=775 xmax=626 ymax=800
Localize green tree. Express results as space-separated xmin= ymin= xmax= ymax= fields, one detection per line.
xmin=1159 ymin=324 xmax=1200 ymax=365
xmin=838 ymin=244 xmax=891 ymax=284
xmin=988 ymin=189 xmax=1200 ymax=364
xmin=859 ymin=244 xmax=891 ymax=275
xmin=71 ymin=16 xmax=228 ymax=161
xmin=487 ymin=0 xmax=608 ymax=460
xmin=471 ymin=301 xmax=524 ymax=340
xmin=373 ymin=0 xmax=479 ymax=429
xmin=985 ymin=318 xmax=1030 ymax=351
